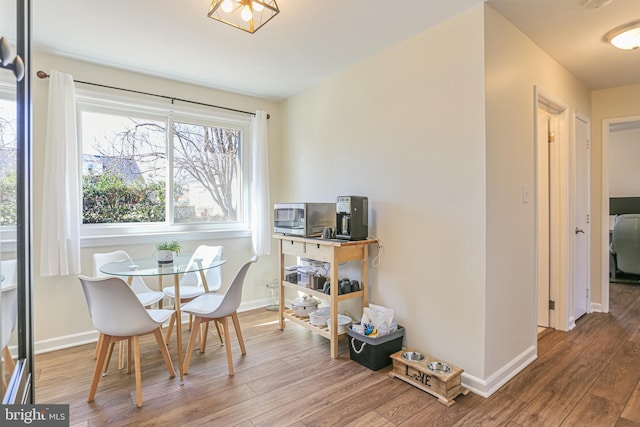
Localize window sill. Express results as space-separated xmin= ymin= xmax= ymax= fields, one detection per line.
xmin=80 ymin=228 xmax=251 ymax=248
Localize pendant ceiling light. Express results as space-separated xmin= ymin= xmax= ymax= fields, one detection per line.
xmin=606 ymin=20 xmax=640 ymax=50
xmin=208 ymin=0 xmax=279 ymax=34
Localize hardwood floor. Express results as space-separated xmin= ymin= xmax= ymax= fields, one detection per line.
xmin=34 ymin=283 xmax=640 ymax=426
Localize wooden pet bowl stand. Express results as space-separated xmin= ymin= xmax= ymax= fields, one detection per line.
xmin=389 ymin=350 xmax=469 ymax=406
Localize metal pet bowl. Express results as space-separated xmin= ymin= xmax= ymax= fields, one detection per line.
xmin=401 ymin=351 xmax=425 ymax=362
xmin=427 ymin=361 xmax=452 ymax=373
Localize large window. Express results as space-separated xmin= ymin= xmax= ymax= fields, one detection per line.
xmin=78 ymin=93 xmax=250 ymax=236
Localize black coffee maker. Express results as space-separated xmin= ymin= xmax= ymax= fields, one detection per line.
xmin=335 ymin=196 xmax=368 ymax=240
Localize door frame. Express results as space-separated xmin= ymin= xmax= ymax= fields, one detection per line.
xmin=535 ymin=87 xmax=573 ymax=332
xmin=600 ymin=115 xmax=640 ymax=314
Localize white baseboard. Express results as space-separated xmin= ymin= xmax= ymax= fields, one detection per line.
xmin=591 ymin=302 xmax=602 ymax=313
xmin=461 ymin=345 xmax=537 ymax=397
xmin=34 ymin=331 xmax=99 ymax=355
xmin=30 ymin=298 xmax=271 ymax=355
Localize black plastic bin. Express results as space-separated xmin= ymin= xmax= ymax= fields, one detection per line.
xmin=347 ymin=325 xmax=404 ymax=371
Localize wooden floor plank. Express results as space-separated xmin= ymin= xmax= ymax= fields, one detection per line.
xmin=559 ymin=393 xmax=624 ymax=427
xmin=619 ymin=377 xmax=640 ymax=423
xmin=287 ymin=376 xmax=408 ymax=427
xmin=396 ymin=391 xmax=485 ymax=427
xmin=500 ymin=340 xmax=584 ymax=402
xmin=343 ymin=410 xmax=396 ymax=427
xmin=589 ymin=341 xmax=640 ymax=405
xmin=450 ymin=391 xmax=528 ymax=427
xmin=510 ymin=356 xmax=605 ymax=426
xmin=373 ymin=380 xmax=439 ymax=424
xmin=536 ymin=328 xmax=568 ymax=356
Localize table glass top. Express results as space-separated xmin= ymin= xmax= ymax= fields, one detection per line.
xmin=99 ymin=255 xmax=226 ymax=277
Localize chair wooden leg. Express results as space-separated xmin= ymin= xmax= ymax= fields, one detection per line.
xmin=89 ymin=334 xmax=112 ymax=402
xmin=118 ymin=340 xmax=126 ymax=370
xmin=152 ymin=328 xmax=175 ymax=378
xmin=220 ymin=316 xmax=234 ymax=376
xmin=3 ymin=346 xmax=15 ymax=373
xmin=200 ymin=321 xmax=209 ymax=353
xmin=132 ymin=336 xmax=143 ymax=408
xmin=183 ymin=316 xmax=203 ymax=374
xmin=214 ymin=321 xmax=223 ymax=344
xmin=200 ymin=322 xmax=207 ymax=349
xmin=127 ymin=338 xmax=133 ymax=374
xmin=165 ymin=312 xmax=176 ymax=343
xmin=231 ymin=311 xmax=246 ymax=356
xmin=102 ymin=341 xmax=115 ymax=375
xmin=94 ymin=334 xmax=103 ymax=359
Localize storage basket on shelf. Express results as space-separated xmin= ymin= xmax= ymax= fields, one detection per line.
xmin=347 ymin=325 xmax=404 ymax=371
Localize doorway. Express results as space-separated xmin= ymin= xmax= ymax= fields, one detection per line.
xmin=601 ymin=116 xmax=640 ymax=314
xmin=537 ymin=97 xmax=567 ymax=330
xmin=536 ymin=88 xmax=579 ymax=332
xmin=536 ymin=106 xmax=553 ymax=328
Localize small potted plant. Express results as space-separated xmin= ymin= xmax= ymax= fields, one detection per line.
xmin=155 ymin=240 xmax=182 ymax=264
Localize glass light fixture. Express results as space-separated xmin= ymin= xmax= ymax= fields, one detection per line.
xmin=208 ymin=0 xmax=279 ymax=34
xmin=606 ymin=20 xmax=640 ymax=50
xmin=221 ymin=0 xmax=233 ymax=13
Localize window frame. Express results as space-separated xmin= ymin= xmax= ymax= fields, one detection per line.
xmin=76 ymin=87 xmax=253 ymax=246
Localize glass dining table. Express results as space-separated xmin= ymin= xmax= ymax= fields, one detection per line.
xmin=99 ymin=254 xmax=227 ymax=384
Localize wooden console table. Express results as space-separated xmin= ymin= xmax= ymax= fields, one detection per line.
xmin=274 ymin=235 xmax=376 ymax=358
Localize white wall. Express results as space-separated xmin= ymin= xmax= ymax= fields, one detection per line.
xmin=30 ymin=52 xmax=282 ymax=351
xmin=608 ymin=127 xmax=640 ymax=196
xmin=282 ymin=6 xmax=488 ymax=379
xmin=484 ymin=4 xmax=590 ymax=381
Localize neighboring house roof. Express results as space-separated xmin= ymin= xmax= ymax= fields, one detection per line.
xmin=83 ymin=154 xmax=143 ymax=185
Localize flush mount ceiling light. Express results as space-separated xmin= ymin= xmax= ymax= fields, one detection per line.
xmin=208 ymin=0 xmax=279 ymax=34
xmin=605 ymin=20 xmax=640 ymax=50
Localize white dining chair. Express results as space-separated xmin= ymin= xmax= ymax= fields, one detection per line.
xmin=93 ymin=250 xmax=165 ymax=307
xmin=78 ymin=275 xmax=176 ymax=408
xmin=163 ymin=245 xmax=224 ymax=342
xmin=93 ymin=250 xmax=166 ymax=372
xmin=182 ymin=256 xmax=257 ymax=376
xmin=1 ymin=259 xmax=18 ymax=394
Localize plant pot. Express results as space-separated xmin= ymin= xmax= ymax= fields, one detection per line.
xmin=157 ymin=250 xmax=174 ymax=264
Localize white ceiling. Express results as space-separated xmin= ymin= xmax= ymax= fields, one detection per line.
xmin=487 ymin=0 xmax=640 ymax=91
xmin=1 ymin=0 xmax=639 ymax=100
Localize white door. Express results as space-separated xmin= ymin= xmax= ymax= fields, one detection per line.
xmin=574 ymin=115 xmax=590 ymax=320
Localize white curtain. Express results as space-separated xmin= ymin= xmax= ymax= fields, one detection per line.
xmin=40 ymin=70 xmax=81 ymax=276
xmin=250 ymin=110 xmax=271 ymax=256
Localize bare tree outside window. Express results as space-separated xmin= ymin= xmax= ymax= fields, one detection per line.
xmin=80 ymin=109 xmax=242 ymax=226
xmin=173 ymin=122 xmax=240 ymax=223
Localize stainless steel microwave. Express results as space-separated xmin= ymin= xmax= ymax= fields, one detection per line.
xmin=273 ymin=203 xmax=336 ymax=237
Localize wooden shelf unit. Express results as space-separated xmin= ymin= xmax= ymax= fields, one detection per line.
xmin=274 ymin=235 xmax=376 ymax=358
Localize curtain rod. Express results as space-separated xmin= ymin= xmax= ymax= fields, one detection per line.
xmin=36 ymin=70 xmax=269 ymax=119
